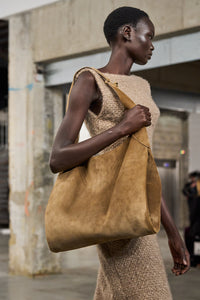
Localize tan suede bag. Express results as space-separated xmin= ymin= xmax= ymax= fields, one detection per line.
xmin=45 ymin=68 xmax=161 ymax=252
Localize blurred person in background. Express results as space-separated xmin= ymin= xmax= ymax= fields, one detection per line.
xmin=183 ymin=171 xmax=200 ymax=266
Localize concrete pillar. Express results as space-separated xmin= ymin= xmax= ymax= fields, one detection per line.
xmin=9 ymin=13 xmax=61 ymax=275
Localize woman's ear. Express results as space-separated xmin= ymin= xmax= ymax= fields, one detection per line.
xmin=120 ymin=25 xmax=133 ymax=42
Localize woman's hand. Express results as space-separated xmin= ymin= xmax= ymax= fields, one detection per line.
xmin=161 ymin=196 xmax=190 ymax=276
xmin=168 ymin=235 xmax=190 ymax=276
xmin=117 ymin=104 xmax=151 ymax=136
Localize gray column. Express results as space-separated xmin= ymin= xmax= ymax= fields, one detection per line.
xmin=9 ymin=13 xmax=61 ymax=275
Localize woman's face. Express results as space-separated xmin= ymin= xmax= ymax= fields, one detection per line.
xmin=126 ymin=17 xmax=155 ymax=65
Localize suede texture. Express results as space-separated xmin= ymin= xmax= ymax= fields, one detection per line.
xmin=45 ymin=68 xmax=161 ymax=253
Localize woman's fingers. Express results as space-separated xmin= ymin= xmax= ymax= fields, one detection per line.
xmin=121 ymin=104 xmax=152 ymax=134
xmin=168 ymin=238 xmax=190 ymax=277
xmin=180 ymin=251 xmax=190 ymax=274
xmin=172 ymin=258 xmax=190 ymax=276
xmin=140 ymin=106 xmax=151 ymax=125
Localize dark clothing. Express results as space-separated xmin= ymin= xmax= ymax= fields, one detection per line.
xmin=183 ymin=181 xmax=200 ymax=266
xmin=183 ymin=183 xmax=200 ymax=229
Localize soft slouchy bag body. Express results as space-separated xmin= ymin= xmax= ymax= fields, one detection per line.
xmin=45 ymin=68 xmax=161 ymax=252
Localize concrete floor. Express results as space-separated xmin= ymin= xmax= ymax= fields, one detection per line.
xmin=0 ymin=231 xmax=200 ymax=300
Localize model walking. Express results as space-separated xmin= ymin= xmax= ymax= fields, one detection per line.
xmin=50 ymin=7 xmax=190 ymax=299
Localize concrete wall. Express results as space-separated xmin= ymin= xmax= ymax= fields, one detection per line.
xmin=153 ymin=113 xmax=185 ymax=160
xmin=31 ymin=0 xmax=200 ymax=62
xmin=0 ymin=0 xmax=59 ymax=19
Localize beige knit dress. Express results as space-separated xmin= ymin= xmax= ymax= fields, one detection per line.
xmin=75 ymin=68 xmax=173 ymax=300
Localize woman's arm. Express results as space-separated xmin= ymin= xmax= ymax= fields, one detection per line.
xmin=161 ymin=196 xmax=190 ymax=275
xmin=50 ymin=71 xmax=151 ymax=173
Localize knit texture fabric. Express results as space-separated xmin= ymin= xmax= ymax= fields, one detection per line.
xmin=75 ymin=68 xmax=172 ymax=300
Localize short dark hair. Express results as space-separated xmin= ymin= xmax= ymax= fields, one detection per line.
xmin=104 ymin=6 xmax=149 ymax=45
xmin=189 ymin=171 xmax=200 ymax=178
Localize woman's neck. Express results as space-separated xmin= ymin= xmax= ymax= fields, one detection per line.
xmin=99 ymin=47 xmax=133 ymax=75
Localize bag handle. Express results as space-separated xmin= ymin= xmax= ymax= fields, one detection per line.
xmin=66 ymin=67 xmax=150 ymax=148
xmin=90 ymin=67 xmax=137 ymax=110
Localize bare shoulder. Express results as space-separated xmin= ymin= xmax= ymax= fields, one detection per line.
xmin=74 ymin=70 xmax=98 ymax=92
xmin=67 ymin=70 xmax=99 ymax=112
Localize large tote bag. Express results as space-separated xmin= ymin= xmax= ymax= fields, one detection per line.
xmin=45 ymin=68 xmax=161 ymax=252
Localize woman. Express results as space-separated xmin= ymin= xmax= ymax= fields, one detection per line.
xmin=50 ymin=6 xmax=190 ymax=299
xmin=183 ymin=172 xmax=200 ymax=266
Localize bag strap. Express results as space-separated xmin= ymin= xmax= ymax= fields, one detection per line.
xmin=66 ymin=67 xmax=150 ymax=148
xmin=90 ymin=67 xmax=137 ymax=110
